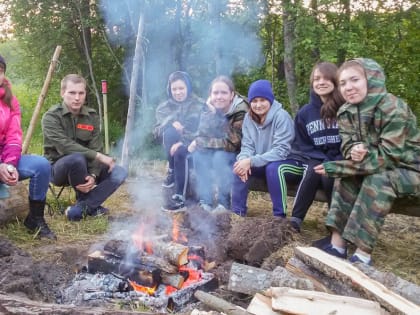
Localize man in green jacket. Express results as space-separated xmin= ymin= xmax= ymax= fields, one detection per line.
xmin=42 ymin=74 xmax=127 ymax=221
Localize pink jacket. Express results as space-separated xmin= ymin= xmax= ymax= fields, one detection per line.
xmin=0 ymin=82 xmax=22 ymax=167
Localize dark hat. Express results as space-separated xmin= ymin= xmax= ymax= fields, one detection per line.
xmin=166 ymin=71 xmax=192 ymax=100
xmin=0 ymin=55 xmax=6 ymax=72
xmin=248 ymin=79 xmax=274 ymax=104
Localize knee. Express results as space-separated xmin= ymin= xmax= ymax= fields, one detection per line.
xmin=69 ymin=153 xmax=87 ymax=167
xmin=110 ymin=165 xmax=128 ymax=184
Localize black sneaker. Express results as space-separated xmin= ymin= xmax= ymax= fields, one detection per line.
xmin=349 ymin=254 xmax=372 ymax=265
xmin=87 ymin=205 xmax=110 ymax=217
xmin=24 ymin=215 xmax=57 ymax=240
xmin=162 ymin=170 xmax=175 ymax=188
xmin=321 ymin=244 xmax=347 ymax=259
xmin=312 ymin=235 xmax=332 ymax=248
xmin=161 ymin=194 xmax=186 ymax=212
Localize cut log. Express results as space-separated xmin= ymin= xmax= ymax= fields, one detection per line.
xmin=268 ymin=287 xmax=385 ymax=315
xmin=294 ymin=247 xmax=420 ymax=314
xmin=286 ymin=256 xmax=363 ymax=298
xmin=194 ymin=290 xmax=253 ymax=315
xmin=0 ymin=291 xmax=157 ymax=314
xmin=247 ymin=293 xmax=279 ymax=315
xmin=0 ymin=182 xmax=29 ymax=226
xmin=161 ymin=272 xmax=184 ymax=289
xmin=151 ymin=241 xmax=189 ymax=266
xmin=354 ymin=263 xmax=420 ymax=306
xmin=228 ymin=262 xmax=314 ymax=296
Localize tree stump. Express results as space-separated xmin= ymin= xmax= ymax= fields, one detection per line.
xmin=0 ymin=182 xmax=28 ymax=226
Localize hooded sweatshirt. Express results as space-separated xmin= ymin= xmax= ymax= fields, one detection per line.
xmin=289 ymin=90 xmax=342 ymax=162
xmin=195 ymin=94 xmax=249 ymax=152
xmin=0 ymin=79 xmax=22 ymax=167
xmin=154 ymin=72 xmax=205 ymax=144
xmin=323 ymin=58 xmax=420 ymax=177
xmin=237 ymin=100 xmax=294 ymax=167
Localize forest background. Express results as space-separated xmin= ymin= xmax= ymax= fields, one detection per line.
xmin=0 ymin=0 xmax=419 ymax=166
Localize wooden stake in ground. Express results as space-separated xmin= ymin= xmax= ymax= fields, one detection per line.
xmin=22 ymin=45 xmax=62 ymax=154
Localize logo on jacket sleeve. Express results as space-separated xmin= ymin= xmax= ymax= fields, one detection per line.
xmin=77 ymin=123 xmax=94 ymax=131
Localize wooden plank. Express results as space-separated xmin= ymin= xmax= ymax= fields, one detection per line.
xmin=295 ymin=247 xmax=420 ymax=314
xmin=247 ymin=293 xmax=279 ymax=315
xmin=269 ymin=287 xmax=385 ymax=315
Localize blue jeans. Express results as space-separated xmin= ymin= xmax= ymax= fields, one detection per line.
xmin=193 ymin=149 xmax=236 ymax=208
xmin=51 ymin=153 xmax=127 ymax=209
xmin=231 ymin=160 xmax=303 ymax=217
xmin=16 ymin=154 xmax=51 ymax=201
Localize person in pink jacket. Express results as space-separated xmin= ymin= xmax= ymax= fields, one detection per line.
xmin=0 ymin=54 xmax=56 ymax=240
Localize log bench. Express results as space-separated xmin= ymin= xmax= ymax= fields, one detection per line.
xmin=248 ymin=177 xmax=420 ymax=217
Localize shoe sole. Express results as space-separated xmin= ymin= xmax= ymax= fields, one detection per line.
xmin=160 ymin=206 xmax=187 ymax=213
xmin=162 ymin=183 xmax=175 ymax=188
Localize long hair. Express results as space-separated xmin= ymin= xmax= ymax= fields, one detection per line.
xmin=208 ymin=75 xmax=235 ymax=94
xmin=0 ymin=64 xmax=13 ymax=108
xmin=310 ymin=62 xmax=345 ymax=125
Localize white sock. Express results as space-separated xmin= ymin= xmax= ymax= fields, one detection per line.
xmin=331 ymin=245 xmax=346 ymax=254
xmin=354 ymin=252 xmax=371 ymax=263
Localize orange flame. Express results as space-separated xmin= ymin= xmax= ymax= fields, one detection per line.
xmin=172 ymin=217 xmax=188 ymax=243
xmin=132 ymin=223 xmax=154 ymax=254
xmin=128 ymin=279 xmax=157 ymax=295
xmin=179 ymin=266 xmax=202 ymax=287
xmin=165 ymin=285 xmax=177 ymax=296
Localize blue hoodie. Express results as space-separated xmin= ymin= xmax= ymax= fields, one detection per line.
xmin=289 ymin=90 xmax=342 ymax=162
xmin=237 ymin=100 xmax=294 ymax=167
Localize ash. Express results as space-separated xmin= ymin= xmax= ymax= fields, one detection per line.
xmin=60 ymin=271 xmax=215 ymax=313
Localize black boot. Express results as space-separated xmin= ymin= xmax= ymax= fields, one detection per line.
xmin=24 ymin=199 xmax=57 ymax=240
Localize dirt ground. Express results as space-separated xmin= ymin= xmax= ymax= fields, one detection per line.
xmin=0 ymin=166 xmax=419 ymax=313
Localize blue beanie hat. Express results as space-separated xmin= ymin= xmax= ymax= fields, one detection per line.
xmin=0 ymin=55 xmax=6 ymax=72
xmin=248 ymin=79 xmax=274 ymax=104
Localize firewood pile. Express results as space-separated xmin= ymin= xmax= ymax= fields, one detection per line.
xmin=193 ymin=246 xmax=420 ymax=315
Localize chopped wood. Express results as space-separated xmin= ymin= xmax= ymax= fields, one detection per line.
xmin=161 ymin=272 xmax=184 ymax=289
xmin=286 ymin=256 xmax=363 ymax=298
xmin=247 ymin=293 xmax=279 ymax=315
xmin=354 ymin=262 xmax=420 ymax=306
xmin=194 ymin=290 xmax=253 ymax=315
xmin=268 ymin=287 xmax=385 ymax=315
xmin=294 ymin=247 xmax=420 ymax=314
xmin=151 ymin=241 xmax=189 ymax=266
xmin=228 ymin=262 xmax=314 ymax=296
xmin=139 ymin=254 xmax=178 ymax=273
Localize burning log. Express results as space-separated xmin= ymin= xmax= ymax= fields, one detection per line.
xmin=194 ymin=290 xmax=253 ymax=315
xmin=294 ymin=247 xmax=420 ymax=314
xmin=151 ymin=241 xmax=189 ymax=266
xmin=161 ymin=273 xmax=185 ymax=289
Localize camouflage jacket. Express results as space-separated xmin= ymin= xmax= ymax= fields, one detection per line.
xmin=324 ymin=58 xmax=420 ymax=178
xmin=195 ymin=95 xmax=249 ymax=153
xmin=154 ymin=94 xmax=205 ymax=144
xmin=42 ymin=103 xmax=104 ymax=177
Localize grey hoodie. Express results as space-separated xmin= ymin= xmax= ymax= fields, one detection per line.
xmin=237 ymin=100 xmax=294 ymax=167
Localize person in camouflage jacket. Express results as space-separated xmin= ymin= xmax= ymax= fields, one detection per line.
xmin=313 ymin=58 xmax=420 ymax=265
xmin=188 ymin=76 xmax=249 ymax=211
xmin=155 ymin=71 xmax=206 ymax=211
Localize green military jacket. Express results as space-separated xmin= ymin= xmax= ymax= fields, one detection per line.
xmin=323 ymin=58 xmax=420 ymax=178
xmin=42 ymin=103 xmax=103 ymax=176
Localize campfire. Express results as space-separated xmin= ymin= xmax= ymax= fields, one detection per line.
xmin=63 ymin=215 xmax=218 ymax=312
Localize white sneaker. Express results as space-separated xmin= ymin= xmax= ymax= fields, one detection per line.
xmin=198 ymin=202 xmax=212 ymax=212
xmin=213 ymin=204 xmax=228 ymax=213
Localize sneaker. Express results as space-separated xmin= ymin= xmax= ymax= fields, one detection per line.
xmin=24 ymin=215 xmax=57 ymax=240
xmin=349 ymin=254 xmax=372 ymax=265
xmin=213 ymin=204 xmax=228 ymax=213
xmin=162 ymin=170 xmax=175 ymax=188
xmin=290 ymin=220 xmax=301 ymax=233
xmin=312 ymin=235 xmax=332 ymax=248
xmin=321 ymin=244 xmax=347 ymax=259
xmin=161 ymin=194 xmax=186 ymax=212
xmin=198 ymin=202 xmax=212 ymax=212
xmin=87 ymin=205 xmax=110 ymax=217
